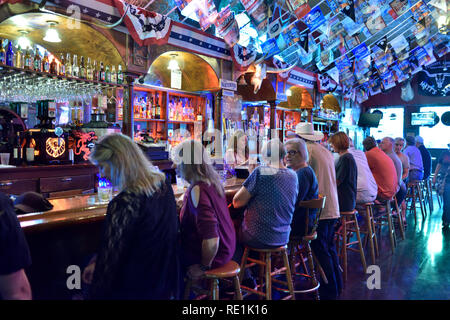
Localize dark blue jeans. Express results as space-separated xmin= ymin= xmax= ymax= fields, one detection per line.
xmin=310 ymin=218 xmax=343 ymax=300
xmin=396 ymin=182 xmax=407 ymax=206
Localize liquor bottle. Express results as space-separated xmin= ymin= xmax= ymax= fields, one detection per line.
xmin=25 ymin=131 xmax=35 ymax=165
xmin=12 ymin=132 xmax=23 ymax=166
xmin=24 ymin=48 xmax=33 ymax=69
xmin=146 ymin=97 xmax=152 ymax=119
xmin=111 ymin=65 xmax=117 ymax=84
xmin=0 ymin=39 xmax=6 ymax=64
xmin=155 ymin=93 xmax=161 ymax=120
xmin=50 ymin=56 xmax=58 ymax=74
xmin=42 ymin=52 xmax=50 ymax=72
xmin=59 ymin=53 xmax=66 ymax=76
xmin=117 ymin=64 xmax=124 ymax=84
xmin=92 ymin=60 xmax=98 ymax=81
xmin=72 ymin=54 xmax=79 ymax=78
xmin=86 ymin=57 xmax=93 ymax=80
xmin=14 ymin=46 xmax=23 ymax=68
xmin=105 ymin=64 xmax=111 ymax=83
xmin=6 ymin=40 xmax=14 ymax=66
xmin=79 ymin=56 xmax=86 ymax=79
xmin=152 ymin=95 xmax=156 ymax=119
xmin=65 ymin=53 xmax=72 ymax=77
xmin=33 ymin=48 xmax=41 ymax=71
xmin=100 ymin=62 xmax=106 ymax=82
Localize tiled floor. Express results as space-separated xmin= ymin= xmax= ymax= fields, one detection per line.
xmin=339 ymin=196 xmax=449 ymax=300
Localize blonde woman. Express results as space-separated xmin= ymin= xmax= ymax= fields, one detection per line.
xmin=82 ymin=133 xmax=180 ymax=299
xmin=172 ymin=139 xmax=236 ymax=281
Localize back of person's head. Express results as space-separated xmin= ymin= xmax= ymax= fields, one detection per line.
xmin=348 ymin=137 xmax=355 ymax=148
xmin=284 ymin=138 xmax=309 ymax=162
xmin=381 ymin=137 xmax=395 ymax=152
xmin=405 ymin=136 xmax=415 ymax=146
xmin=90 ymin=133 xmax=165 ymax=196
xmin=415 ymin=136 xmax=424 ymax=145
xmin=227 ymin=129 xmax=249 ymax=156
xmin=172 ymin=139 xmax=224 ymax=197
xmin=363 ymin=136 xmax=377 ymax=151
xmin=329 ymin=132 xmax=350 ymax=152
xmin=261 ymin=138 xmax=286 ymax=165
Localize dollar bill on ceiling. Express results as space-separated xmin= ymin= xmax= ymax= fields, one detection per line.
xmin=214 ymin=5 xmax=240 ymax=47
xmin=286 ymin=0 xmax=311 ymax=20
xmin=380 ymin=69 xmax=396 ymax=91
xmin=410 ymin=0 xmax=431 ymax=22
xmin=423 ymin=41 xmax=437 ymax=66
xmin=408 ymin=55 xmax=423 ymax=74
xmin=303 ymin=6 xmax=326 ymax=32
xmin=368 ymin=76 xmax=382 ymax=96
xmin=391 ymin=61 xmax=409 ymax=83
xmin=279 ymin=42 xmax=301 ymax=66
xmin=389 ymin=0 xmax=411 ymax=17
xmin=390 ymin=34 xmax=410 ymax=60
xmin=239 ymin=0 xmax=270 ymax=34
xmin=267 ymin=1 xmax=294 ymax=39
xmin=429 ymin=34 xmax=450 ymax=57
xmin=365 ymin=10 xmax=387 ymax=35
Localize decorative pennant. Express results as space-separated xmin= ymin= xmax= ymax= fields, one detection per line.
xmin=214 ymin=6 xmax=240 ymax=47
xmin=303 ymin=7 xmax=326 ymax=32
xmin=231 ymin=44 xmax=258 ymax=71
xmin=299 ymin=31 xmax=309 ymax=54
xmin=375 ymin=36 xmax=388 ymax=52
xmin=113 ymin=0 xmax=173 ymax=46
xmin=327 ymin=66 xmax=340 ymax=84
xmin=317 ymin=73 xmax=338 ymax=92
xmin=272 ymin=57 xmax=293 ymax=80
xmin=286 ymin=0 xmax=311 ymax=20
xmin=239 ymin=0 xmax=270 ymax=32
xmin=342 ymin=1 xmax=356 ymax=21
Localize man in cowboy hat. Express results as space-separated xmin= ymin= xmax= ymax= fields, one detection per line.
xmin=288 ymin=122 xmax=342 ymax=300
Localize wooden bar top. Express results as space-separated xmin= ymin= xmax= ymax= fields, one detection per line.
xmin=18 ymin=178 xmax=245 ymax=232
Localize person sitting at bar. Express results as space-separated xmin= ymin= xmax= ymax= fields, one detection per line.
xmin=173 ymin=139 xmax=236 ymax=281
xmin=395 ymin=138 xmax=410 ymax=181
xmin=403 ymin=136 xmax=424 ymax=183
xmin=363 ymin=136 xmax=398 ymax=201
xmin=225 ymin=129 xmax=249 ymax=169
xmin=0 ymin=192 xmax=32 ymax=300
xmin=415 ymin=136 xmax=432 ymax=181
xmin=284 ymin=138 xmax=319 ymax=238
xmin=233 ymin=138 xmax=298 ymax=249
xmin=83 ymin=133 xmax=180 ymax=300
xmin=348 ymin=138 xmax=378 ymax=204
xmin=289 ymin=123 xmax=342 ymax=300
xmin=329 ymin=132 xmax=357 ymax=213
xmin=379 ymin=137 xmax=407 ymax=207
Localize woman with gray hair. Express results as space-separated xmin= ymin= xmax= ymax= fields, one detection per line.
xmin=82 ymin=133 xmax=180 ymax=299
xmin=173 ymin=139 xmax=236 ymax=282
xmin=285 ymin=138 xmax=319 ymax=238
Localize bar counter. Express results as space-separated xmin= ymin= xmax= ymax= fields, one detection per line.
xmin=18 ymin=178 xmax=245 ymax=300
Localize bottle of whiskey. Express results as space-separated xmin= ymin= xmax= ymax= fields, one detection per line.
xmin=42 ymin=52 xmax=50 ymax=72
xmin=79 ymin=56 xmax=86 ymax=79
xmin=59 ymin=53 xmax=66 ymax=76
xmin=87 ymin=57 xmax=93 ymax=80
xmin=152 ymin=95 xmax=156 ymax=119
xmin=14 ymin=46 xmax=23 ymax=68
xmin=100 ymin=62 xmax=106 ymax=82
xmin=12 ymin=131 xmax=23 ymax=166
xmin=24 ymin=48 xmax=33 ymax=69
xmin=25 ymin=131 xmax=35 ymax=165
xmin=72 ymin=54 xmax=79 ymax=77
xmin=65 ymin=53 xmax=72 ymax=77
xmin=0 ymin=39 xmax=6 ymax=64
xmin=155 ymin=93 xmax=161 ymax=120
xmin=50 ymin=56 xmax=58 ymax=74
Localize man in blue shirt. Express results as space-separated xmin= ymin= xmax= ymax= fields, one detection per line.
xmin=403 ymin=136 xmax=424 ymax=182
xmin=415 ymin=136 xmax=432 ymax=180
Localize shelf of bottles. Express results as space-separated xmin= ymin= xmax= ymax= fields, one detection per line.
xmin=0 ymin=38 xmax=125 ymax=104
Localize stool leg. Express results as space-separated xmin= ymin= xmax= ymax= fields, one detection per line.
xmin=412 ymin=187 xmax=417 ymax=225
xmin=342 ymin=216 xmax=348 ymax=283
xmin=239 ymin=247 xmax=249 ymax=284
xmin=233 ymin=275 xmax=243 ymax=300
xmin=288 ymin=243 xmax=296 ymax=276
xmin=259 ymin=252 xmax=265 ymax=299
xmin=313 ymin=251 xmax=328 ymax=284
xmin=211 ymin=279 xmax=219 ymax=300
xmin=365 ymin=206 xmax=376 ymax=264
xmin=282 ymin=250 xmax=295 ymax=300
xmin=370 ymin=206 xmax=379 ymax=258
xmin=386 ymin=202 xmax=396 ymax=253
xmin=305 ymin=243 xmax=319 ymax=300
xmin=417 ymin=185 xmax=426 ymax=220
xmin=428 ymin=179 xmax=434 ymax=213
xmin=394 ymin=198 xmax=405 ymax=240
xmin=265 ymin=253 xmax=272 ymax=300
xmin=353 ymin=212 xmax=367 ymax=273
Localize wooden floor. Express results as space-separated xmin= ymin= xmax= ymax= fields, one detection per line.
xmin=339 ymin=196 xmax=449 ymax=300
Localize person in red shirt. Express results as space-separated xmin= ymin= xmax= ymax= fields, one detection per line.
xmin=363 ymin=136 xmax=398 ymax=201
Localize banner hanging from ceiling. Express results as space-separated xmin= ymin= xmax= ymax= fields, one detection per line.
xmin=417 ymin=60 xmax=450 ymax=96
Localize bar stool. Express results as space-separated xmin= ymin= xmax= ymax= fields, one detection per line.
xmin=239 ymin=245 xmax=295 ymax=300
xmin=392 ymin=196 xmax=405 ymax=241
xmin=406 ymin=181 xmax=427 ymax=224
xmin=424 ymin=177 xmax=434 ymax=213
xmin=356 ymin=202 xmax=379 ymax=265
xmin=335 ymin=210 xmax=367 ymax=283
xmin=373 ymin=198 xmax=396 ymax=254
xmin=288 ymin=196 xmax=326 ymax=300
xmin=184 ymin=261 xmax=243 ymax=300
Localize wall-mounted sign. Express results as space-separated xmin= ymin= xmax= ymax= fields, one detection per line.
xmin=171 ymin=69 xmax=182 ymax=90
xmin=277 ymin=92 xmax=288 ymax=101
xmin=220 ymin=79 xmax=238 ymax=91
xmin=222 ymin=90 xmax=235 ymax=97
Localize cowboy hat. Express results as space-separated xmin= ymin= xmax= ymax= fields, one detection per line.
xmin=14 ymin=192 xmax=53 ymax=214
xmin=294 ymin=122 xmax=324 ymax=141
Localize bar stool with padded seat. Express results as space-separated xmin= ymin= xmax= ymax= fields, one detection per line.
xmin=239 ymin=245 xmax=295 ymax=300
xmin=184 ymin=260 xmax=243 ymax=300
xmin=288 ymin=195 xmax=326 ymax=300
xmin=335 ymin=210 xmax=367 ymax=283
xmin=406 ymin=181 xmax=427 ymax=224
xmin=356 ymin=202 xmax=379 ymax=265
xmin=373 ymin=198 xmax=396 ymax=254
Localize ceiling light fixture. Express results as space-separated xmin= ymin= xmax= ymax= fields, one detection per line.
xmin=18 ymin=30 xmax=31 ymax=49
xmin=43 ymin=21 xmax=61 ymax=43
xmin=167 ymin=54 xmax=180 ymax=71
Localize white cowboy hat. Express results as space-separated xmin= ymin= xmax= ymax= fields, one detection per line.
xmin=294 ymin=122 xmax=324 ymax=141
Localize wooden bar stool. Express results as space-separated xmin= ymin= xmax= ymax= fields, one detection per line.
xmin=406 ymin=181 xmax=427 ymax=224
xmin=239 ymin=245 xmax=295 ymax=300
xmin=184 ymin=260 xmax=243 ymax=300
xmin=288 ymin=196 xmax=326 ymax=300
xmin=392 ymin=196 xmax=405 ymax=241
xmin=373 ymin=199 xmax=396 ymax=254
xmin=335 ymin=210 xmax=367 ymax=283
xmin=356 ymin=202 xmax=379 ymax=265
